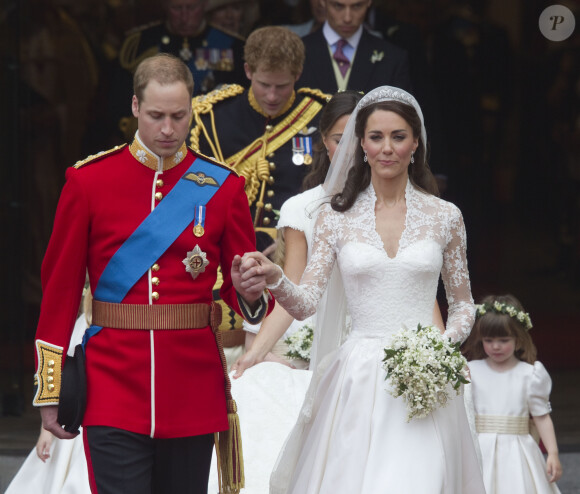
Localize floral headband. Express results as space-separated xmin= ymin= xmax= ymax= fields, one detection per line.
xmin=475 ymin=302 xmax=533 ymax=331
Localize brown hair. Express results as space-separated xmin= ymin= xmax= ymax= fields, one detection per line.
xmin=463 ymin=294 xmax=537 ymax=364
xmin=302 ymin=90 xmax=363 ymax=191
xmin=244 ymin=26 xmax=304 ymax=76
xmin=331 ymin=100 xmax=439 ymax=212
xmin=133 ymin=53 xmax=194 ymax=104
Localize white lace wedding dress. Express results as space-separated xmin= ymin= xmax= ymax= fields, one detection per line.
xmin=269 ymin=180 xmax=485 ymax=494
xmin=208 ymin=186 xmax=328 ymax=493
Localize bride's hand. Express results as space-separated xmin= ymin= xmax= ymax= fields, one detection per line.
xmin=237 ymin=252 xmax=282 ymax=287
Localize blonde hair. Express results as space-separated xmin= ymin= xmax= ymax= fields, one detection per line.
xmin=244 ymin=26 xmax=304 ymax=76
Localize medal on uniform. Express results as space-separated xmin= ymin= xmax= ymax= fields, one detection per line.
xmin=193 ymin=205 xmax=205 ymax=237
xmin=292 ymin=136 xmax=312 ymax=166
xmin=292 ymin=153 xmax=304 ymax=165
xmin=208 ymin=48 xmax=220 ymax=69
xmin=219 ymin=49 xmax=234 ymax=71
xmin=195 ymin=48 xmax=209 ymax=70
xmin=180 ymin=37 xmax=192 ymax=61
xmin=292 ymin=137 xmax=304 ymax=165
xmin=182 ymin=245 xmax=209 ymax=280
xmin=303 ymin=136 xmax=313 ymax=165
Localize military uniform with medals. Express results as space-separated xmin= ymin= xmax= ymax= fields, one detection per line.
xmin=190 ymin=84 xmax=329 ymax=338
xmin=190 ymin=84 xmax=329 ymax=234
xmin=33 ymin=133 xmax=272 ymax=490
xmin=109 ymin=21 xmax=246 ymax=141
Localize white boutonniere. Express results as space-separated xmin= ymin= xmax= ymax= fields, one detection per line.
xmin=371 ymin=50 xmax=384 ymax=63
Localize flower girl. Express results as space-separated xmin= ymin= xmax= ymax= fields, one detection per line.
xmin=464 ymin=294 xmax=562 ymax=494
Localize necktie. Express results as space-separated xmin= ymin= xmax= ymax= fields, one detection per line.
xmin=333 ymin=39 xmax=350 ymax=77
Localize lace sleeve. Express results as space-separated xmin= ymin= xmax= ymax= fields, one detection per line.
xmin=268 ymin=207 xmax=337 ymax=321
xmin=441 ymin=206 xmax=475 ymax=343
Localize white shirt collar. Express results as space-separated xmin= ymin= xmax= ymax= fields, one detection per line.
xmin=322 ymin=21 xmax=363 ymax=50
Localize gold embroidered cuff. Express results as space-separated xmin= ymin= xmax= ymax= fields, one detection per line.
xmin=33 ymin=340 xmax=64 ymax=406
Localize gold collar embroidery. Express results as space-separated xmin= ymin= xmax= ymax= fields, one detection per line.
xmin=248 ymin=87 xmax=296 ymax=119
xmin=129 ymin=133 xmax=187 ymax=171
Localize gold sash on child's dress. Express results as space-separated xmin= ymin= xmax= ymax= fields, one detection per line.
xmin=475 ymin=415 xmax=529 ymax=435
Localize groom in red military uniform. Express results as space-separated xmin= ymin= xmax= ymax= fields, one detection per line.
xmin=33 ymin=53 xmax=272 ymax=493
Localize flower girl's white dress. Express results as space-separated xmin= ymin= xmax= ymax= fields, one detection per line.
xmin=268 ymin=181 xmax=485 ymax=494
xmin=469 ymin=359 xmax=561 ymax=494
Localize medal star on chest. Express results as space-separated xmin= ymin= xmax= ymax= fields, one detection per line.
xmin=183 ymin=245 xmax=209 ymax=279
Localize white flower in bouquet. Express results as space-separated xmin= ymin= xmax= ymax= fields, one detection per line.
xmin=382 ymin=324 xmax=469 ymax=422
xmin=284 ymin=323 xmax=314 ymax=362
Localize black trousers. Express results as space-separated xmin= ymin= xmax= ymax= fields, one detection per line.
xmin=84 ymin=426 xmax=214 ymax=494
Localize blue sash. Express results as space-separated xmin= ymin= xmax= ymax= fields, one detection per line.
xmin=83 ymin=157 xmax=230 ymax=347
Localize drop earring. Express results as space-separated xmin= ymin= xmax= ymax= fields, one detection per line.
xmin=363 ymin=150 xmax=368 ymax=162
xmin=410 ymin=152 xmax=414 ymax=164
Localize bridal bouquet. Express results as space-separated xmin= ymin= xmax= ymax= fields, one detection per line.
xmin=382 ymin=324 xmax=469 ymax=422
xmin=284 ymin=323 xmax=314 ymax=362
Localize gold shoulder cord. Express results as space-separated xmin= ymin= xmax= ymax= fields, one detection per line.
xmin=190 ymin=84 xmax=245 ymax=161
xmin=298 ymin=87 xmax=331 ymax=102
xmin=231 ymin=130 xmax=272 ymax=226
xmin=228 ymin=96 xmax=325 ymax=223
xmin=191 ymin=90 xmax=327 ymax=223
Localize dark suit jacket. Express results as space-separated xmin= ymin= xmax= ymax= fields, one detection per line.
xmin=297 ymin=28 xmax=412 ymax=95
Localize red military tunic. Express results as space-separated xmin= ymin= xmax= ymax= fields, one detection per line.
xmin=33 ymin=136 xmax=270 ymax=438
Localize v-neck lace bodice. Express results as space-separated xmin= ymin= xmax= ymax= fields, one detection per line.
xmin=370 ymin=182 xmax=408 ymax=260
xmin=271 ymin=180 xmax=475 ymax=343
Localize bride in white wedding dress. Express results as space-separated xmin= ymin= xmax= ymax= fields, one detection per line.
xmin=236 ymin=86 xmax=486 ymax=494
xmin=208 ymin=90 xmax=365 ymax=494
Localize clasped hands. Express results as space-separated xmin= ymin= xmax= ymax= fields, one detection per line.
xmin=231 ymin=251 xmax=282 ymax=298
